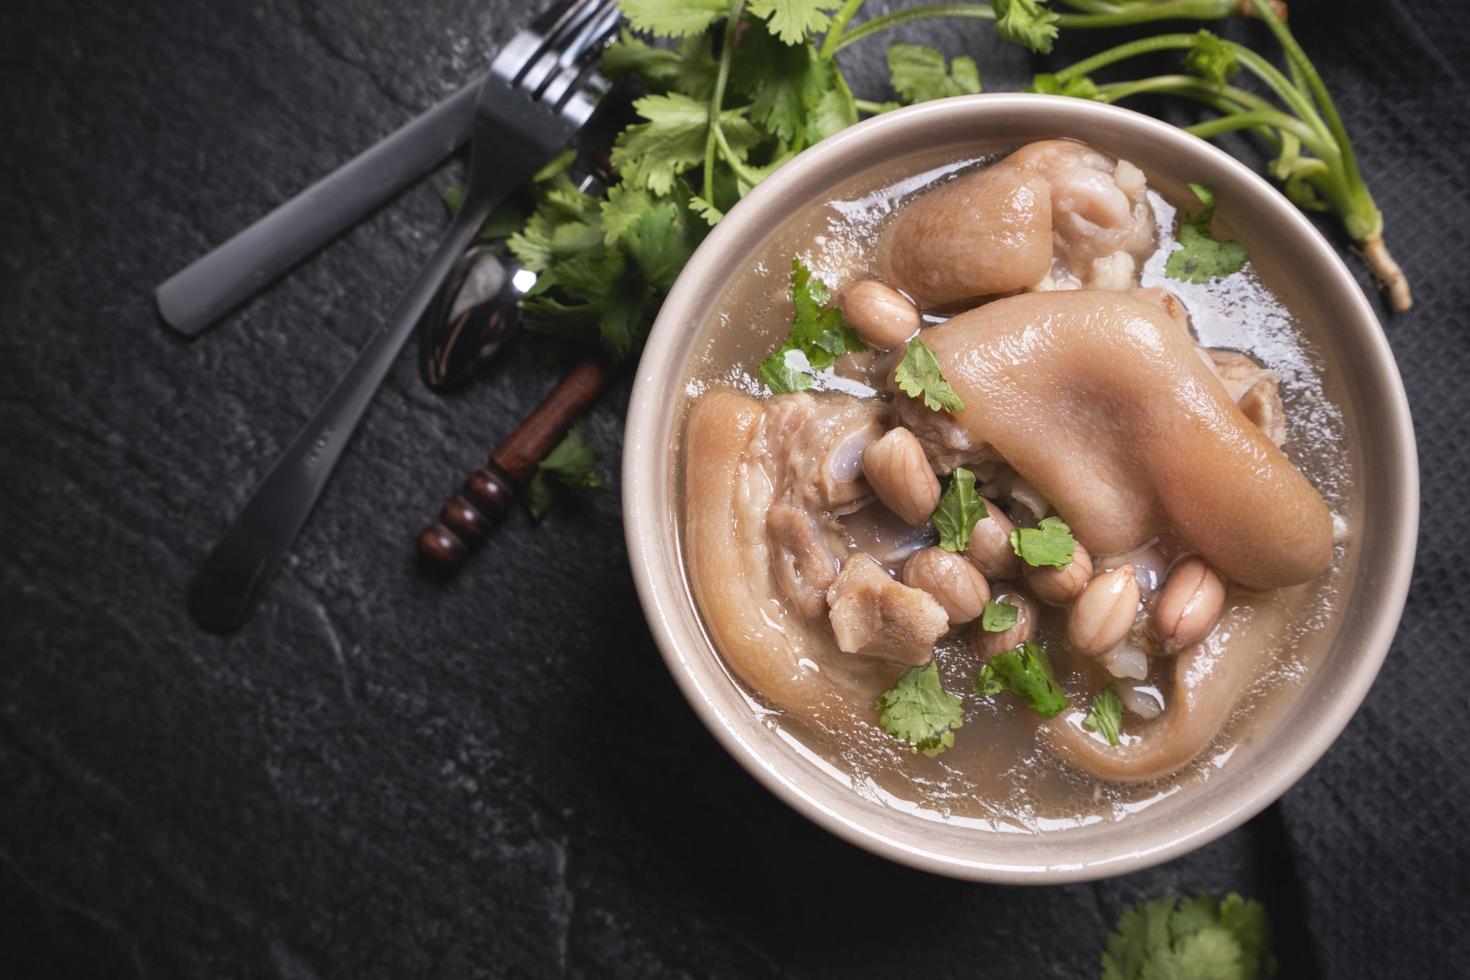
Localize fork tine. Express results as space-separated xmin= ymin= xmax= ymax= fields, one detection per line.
xmin=512 ymin=0 xmax=611 ymax=91
xmin=533 ymin=2 xmax=620 ymax=102
xmin=540 ymin=5 xmax=621 ymax=109
xmin=491 ymin=0 xmax=601 ymax=85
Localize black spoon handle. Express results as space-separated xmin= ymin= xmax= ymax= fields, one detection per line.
xmin=187 ymin=195 xmax=494 ymax=633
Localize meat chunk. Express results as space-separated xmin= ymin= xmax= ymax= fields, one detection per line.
xmin=879 ymin=140 xmax=1155 ymax=307
xmin=761 ymin=392 xmax=885 ymax=515
xmin=918 ymin=290 xmax=1333 ymax=588
xmin=683 ymin=389 xmax=904 ymax=722
xmin=880 ymin=165 xmax=1053 ymax=306
xmin=1205 ymin=349 xmax=1288 ymax=446
xmin=826 ymin=555 xmax=949 ymax=667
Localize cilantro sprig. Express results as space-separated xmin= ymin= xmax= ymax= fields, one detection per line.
xmin=886 ymin=43 xmax=981 ymax=104
xmin=1010 ymin=516 xmax=1078 ymax=569
xmin=976 ymin=641 xmax=1069 ymax=717
xmin=875 ymin=661 xmax=964 ymax=757
xmin=894 ymin=340 xmax=965 ymax=414
xmin=931 ymin=467 xmax=986 ymax=553
xmin=981 ymin=600 xmax=1018 ymax=633
xmin=756 ymin=260 xmax=865 ymax=393
xmin=1101 ymin=892 xmax=1277 ymax=980
xmin=1165 ymin=182 xmax=1250 ymax=283
xmin=526 ymin=426 xmax=608 ymax=519
xmin=1084 ymin=685 xmax=1125 ymax=747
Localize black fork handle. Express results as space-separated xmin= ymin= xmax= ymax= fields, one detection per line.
xmin=187 ymin=194 xmax=496 ymax=633
xmin=155 ymin=75 xmax=484 ymax=337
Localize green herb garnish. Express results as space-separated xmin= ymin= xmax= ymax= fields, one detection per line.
xmin=527 ymin=426 xmax=608 ymax=519
xmin=981 ymin=600 xmax=1019 ymax=633
xmin=875 ymin=661 xmax=964 ymax=757
xmin=894 ymin=339 xmax=965 ymax=413
xmin=1009 ymin=516 xmax=1078 ymax=569
xmin=932 ymin=467 xmax=987 ymax=553
xmin=886 ymin=43 xmax=981 ymax=104
xmin=1165 ymin=182 xmax=1250 ymax=283
xmin=975 ymin=641 xmax=1069 ymax=717
xmin=993 ymin=0 xmax=1061 ymax=55
xmin=1101 ymin=892 xmax=1276 ymax=980
xmin=1084 ymin=685 xmax=1125 ymax=747
xmin=757 ymin=259 xmax=864 ymax=393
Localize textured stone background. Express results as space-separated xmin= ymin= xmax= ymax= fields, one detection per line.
xmin=2 ymin=0 xmax=1466 ymax=977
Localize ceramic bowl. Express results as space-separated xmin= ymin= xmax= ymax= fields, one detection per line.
xmin=622 ymin=95 xmax=1417 ymax=882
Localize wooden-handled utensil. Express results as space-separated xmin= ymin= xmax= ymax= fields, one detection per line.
xmin=418 ymin=357 xmax=609 ymax=571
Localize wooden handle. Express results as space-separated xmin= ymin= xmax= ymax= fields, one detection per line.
xmin=417 ymin=358 xmax=610 ymax=572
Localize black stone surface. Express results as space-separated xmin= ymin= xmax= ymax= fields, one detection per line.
xmin=2 ymin=1 xmax=1466 ymax=977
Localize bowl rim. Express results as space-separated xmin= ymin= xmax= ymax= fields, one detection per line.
xmin=622 ymin=93 xmax=1418 ymax=883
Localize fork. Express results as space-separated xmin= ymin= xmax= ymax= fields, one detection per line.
xmin=187 ymin=0 xmax=621 ymax=633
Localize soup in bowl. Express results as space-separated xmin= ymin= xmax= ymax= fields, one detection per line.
xmin=623 ymin=96 xmax=1415 ymax=882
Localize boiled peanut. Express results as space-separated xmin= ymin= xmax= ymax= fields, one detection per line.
xmin=1067 ymin=564 xmax=1140 ymax=656
xmin=1023 ymin=541 xmax=1093 ymax=606
xmin=902 ymin=547 xmax=990 ymax=625
xmin=861 ymin=427 xmax=941 ymax=525
xmin=1154 ymin=556 xmax=1226 ymax=652
xmin=967 ymin=499 xmax=1019 ymax=580
xmin=841 ymin=280 xmax=920 ymax=350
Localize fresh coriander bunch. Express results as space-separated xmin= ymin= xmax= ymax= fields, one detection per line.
xmin=506 ymin=0 xmax=984 ymax=361
xmin=1101 ymin=892 xmax=1277 ymax=979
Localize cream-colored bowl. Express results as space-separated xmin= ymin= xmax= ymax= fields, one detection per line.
xmin=622 ymin=95 xmax=1417 ymax=882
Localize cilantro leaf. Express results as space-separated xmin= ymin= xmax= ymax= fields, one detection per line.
xmin=756 ymin=260 xmax=864 ymax=392
xmin=516 ymin=174 xmax=705 ymax=361
xmin=932 ymin=467 xmax=987 ymax=553
xmin=993 ymin=0 xmax=1060 ymax=55
xmin=1165 ymin=183 xmax=1250 ymax=283
xmin=894 ymin=340 xmax=965 ymax=413
xmin=757 ymin=346 xmax=814 ymax=393
xmin=981 ymin=600 xmax=1018 ymax=633
xmin=975 ymin=641 xmax=1068 ymax=717
xmin=604 ymin=31 xmax=719 ymax=100
xmin=808 ymin=81 xmax=858 ymax=142
xmin=731 ymin=19 xmax=838 ymax=144
xmin=875 ymin=662 xmax=964 ymax=757
xmin=748 ymin=0 xmax=840 ymax=46
xmin=1084 ymin=685 xmax=1124 ymax=747
xmin=887 ymin=44 xmax=982 ymax=104
xmin=1184 ymin=30 xmax=1241 ymax=85
xmin=620 ymin=0 xmax=726 ymax=38
xmin=1028 ymin=72 xmax=1102 ymax=100
xmin=527 ymin=426 xmax=608 ymax=519
xmin=689 ymin=195 xmax=724 ymax=226
xmin=623 ymin=200 xmax=699 ymax=291
xmin=611 ymin=94 xmax=761 ymax=196
xmin=1101 ymin=892 xmax=1276 ymax=980
xmin=1010 ymin=515 xmax=1077 ymax=569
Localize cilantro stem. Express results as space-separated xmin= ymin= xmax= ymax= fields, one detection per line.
xmin=702 ymin=0 xmax=746 ymax=206
xmin=820 ymin=0 xmax=869 ymax=59
xmin=1243 ymin=0 xmax=1364 ymax=200
xmin=835 ymin=0 xmax=1261 ymax=52
xmin=1051 ymin=34 xmax=1328 ymax=143
xmin=854 ymin=98 xmax=888 ymax=115
xmin=1096 ymin=75 xmax=1329 ymax=154
xmin=834 ymin=3 xmax=994 ymax=53
xmin=1054 ymin=0 xmax=1244 ymax=27
xmin=714 ymin=125 xmax=765 ymax=186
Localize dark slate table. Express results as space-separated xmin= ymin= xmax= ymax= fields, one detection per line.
xmin=3 ymin=1 xmax=1466 ymax=976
